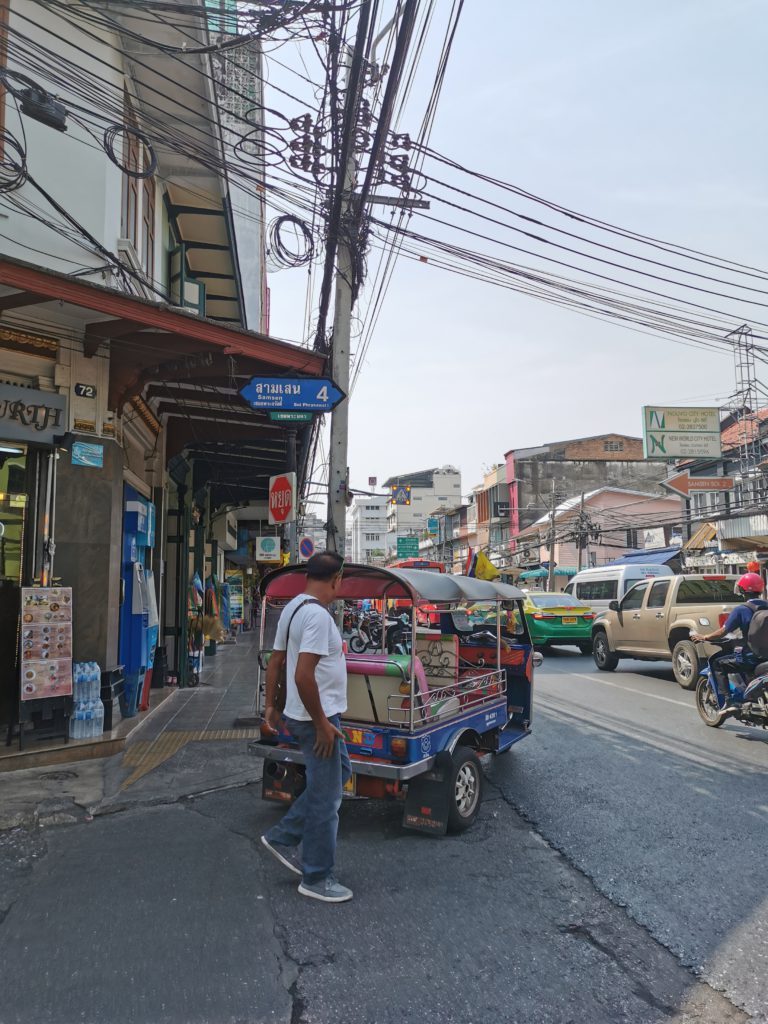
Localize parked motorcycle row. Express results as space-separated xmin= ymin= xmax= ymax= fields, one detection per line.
xmin=344 ymin=607 xmax=413 ymax=655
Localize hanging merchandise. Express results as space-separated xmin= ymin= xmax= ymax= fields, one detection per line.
xmin=220 ymin=582 xmax=231 ymax=632
xmin=205 ymin=574 xmax=220 ymax=617
xmin=188 ymin=571 xmax=204 ymax=614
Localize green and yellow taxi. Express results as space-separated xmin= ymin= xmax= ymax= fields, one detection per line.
xmin=522 ymin=592 xmax=595 ymax=654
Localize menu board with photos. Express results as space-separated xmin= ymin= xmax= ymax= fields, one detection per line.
xmin=20 ymin=587 xmax=73 ymax=701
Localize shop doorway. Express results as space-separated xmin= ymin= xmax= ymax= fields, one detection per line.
xmin=0 ymin=444 xmax=28 ymax=725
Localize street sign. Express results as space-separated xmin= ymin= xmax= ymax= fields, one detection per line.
xmin=368 ymin=476 xmax=377 ymax=488
xmin=662 ymin=472 xmax=734 ymax=498
xmin=397 ymin=537 xmax=419 ymax=557
xmin=240 ymin=377 xmax=344 ymax=412
xmin=268 ymin=472 xmax=296 ymax=525
xmin=268 ymin=411 xmax=314 ymax=423
xmin=298 ymin=536 xmax=315 ymax=560
xmin=255 ymin=536 xmax=281 ymax=562
xmin=427 ymin=517 xmax=439 ymax=538
xmin=642 ymin=406 xmax=721 ymax=460
xmin=391 ymin=485 xmax=411 ymax=506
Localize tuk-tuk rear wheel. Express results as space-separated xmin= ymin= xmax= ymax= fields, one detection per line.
xmin=447 ymin=746 xmax=483 ymax=832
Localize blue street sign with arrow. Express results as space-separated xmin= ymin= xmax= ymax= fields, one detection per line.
xmin=239 ymin=377 xmax=345 ymax=412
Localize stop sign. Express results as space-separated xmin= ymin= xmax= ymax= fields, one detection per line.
xmin=268 ymin=472 xmax=296 ymax=525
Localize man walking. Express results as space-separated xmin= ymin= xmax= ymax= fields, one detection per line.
xmin=261 ymin=552 xmax=352 ymax=903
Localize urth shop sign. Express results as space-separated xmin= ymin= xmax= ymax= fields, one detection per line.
xmin=0 ymin=382 xmax=67 ymax=445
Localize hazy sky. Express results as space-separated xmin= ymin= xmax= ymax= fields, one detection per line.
xmin=266 ymin=0 xmax=767 ymax=494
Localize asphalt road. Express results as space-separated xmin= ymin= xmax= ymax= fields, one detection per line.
xmin=0 ymin=650 xmax=765 ymax=1024
xmin=494 ymin=648 xmax=768 ymax=1022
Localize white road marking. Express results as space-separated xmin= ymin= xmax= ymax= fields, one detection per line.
xmin=554 ymin=671 xmax=694 ymax=709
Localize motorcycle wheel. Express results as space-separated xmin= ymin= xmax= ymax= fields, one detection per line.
xmin=695 ymin=675 xmax=725 ymax=728
xmin=349 ymin=633 xmax=369 ymax=654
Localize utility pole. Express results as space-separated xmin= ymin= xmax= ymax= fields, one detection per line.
xmin=286 ymin=429 xmax=298 ymax=563
xmin=577 ymin=491 xmax=585 ymax=572
xmin=547 ymin=479 xmax=557 ymax=592
xmin=325 ymin=0 xmax=422 ymax=556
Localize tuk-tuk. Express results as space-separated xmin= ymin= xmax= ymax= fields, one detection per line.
xmin=249 ymin=564 xmax=539 ymax=835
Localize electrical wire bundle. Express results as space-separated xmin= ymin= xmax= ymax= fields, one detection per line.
xmin=267 ymin=213 xmax=314 ymax=268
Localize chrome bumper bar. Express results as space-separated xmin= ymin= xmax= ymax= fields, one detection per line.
xmin=248 ymin=741 xmax=435 ymax=781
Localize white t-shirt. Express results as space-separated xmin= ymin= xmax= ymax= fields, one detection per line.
xmin=274 ymin=595 xmax=347 ymax=722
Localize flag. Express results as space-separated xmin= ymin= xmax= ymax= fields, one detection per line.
xmin=474 ymin=550 xmax=500 ymax=581
xmin=465 ymin=548 xmax=477 ymax=577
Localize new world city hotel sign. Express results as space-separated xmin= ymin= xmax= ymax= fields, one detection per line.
xmin=642 ymin=406 xmax=722 ymax=460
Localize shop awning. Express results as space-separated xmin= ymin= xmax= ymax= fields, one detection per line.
xmin=683 ymin=523 xmax=717 ymax=551
xmin=519 ymin=567 xmax=577 ymax=580
xmin=0 ymin=256 xmax=326 ymax=506
xmin=605 ymin=546 xmax=681 ymax=567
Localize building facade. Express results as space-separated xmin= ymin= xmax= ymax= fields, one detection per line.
xmin=383 ymin=466 xmax=462 ymax=556
xmin=504 ymin=434 xmax=670 ymax=558
xmin=348 ymin=495 xmax=388 ymax=565
xmin=0 ymin=1 xmax=325 ymax=739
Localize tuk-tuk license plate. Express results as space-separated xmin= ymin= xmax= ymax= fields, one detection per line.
xmin=343 ymin=774 xmax=356 ymax=795
xmin=562 ymin=616 xmax=577 ymax=625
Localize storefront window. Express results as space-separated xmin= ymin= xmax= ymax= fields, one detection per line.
xmin=0 ymin=444 xmax=27 ymax=584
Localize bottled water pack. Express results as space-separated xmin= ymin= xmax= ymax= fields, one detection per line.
xmin=70 ymin=662 xmax=105 ymax=739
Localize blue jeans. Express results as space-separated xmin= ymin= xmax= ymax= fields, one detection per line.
xmin=265 ymin=715 xmax=351 ymax=884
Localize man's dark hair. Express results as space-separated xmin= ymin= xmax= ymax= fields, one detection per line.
xmin=306 ymin=551 xmax=344 ymax=581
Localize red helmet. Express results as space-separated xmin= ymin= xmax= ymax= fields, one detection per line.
xmin=737 ymin=572 xmax=764 ymax=594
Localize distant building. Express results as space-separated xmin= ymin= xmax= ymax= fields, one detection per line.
xmin=513 ymin=487 xmax=682 ymax=588
xmin=504 ymin=434 xmax=669 ymax=561
xmin=347 ymin=495 xmax=388 ymax=565
xmin=383 ymin=466 xmax=462 ymax=554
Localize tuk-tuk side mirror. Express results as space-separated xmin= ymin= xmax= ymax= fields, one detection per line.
xmin=532 ymin=651 xmax=544 ymax=668
xmin=608 ymin=600 xmax=619 ymax=612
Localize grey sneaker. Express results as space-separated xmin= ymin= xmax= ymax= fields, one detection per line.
xmin=261 ymin=835 xmax=302 ymax=876
xmin=298 ymin=876 xmax=353 ymax=903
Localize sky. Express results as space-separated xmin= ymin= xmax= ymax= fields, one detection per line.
xmin=264 ymin=0 xmax=768 ymax=495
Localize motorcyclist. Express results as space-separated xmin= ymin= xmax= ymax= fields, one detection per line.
xmin=691 ymin=572 xmax=768 ymax=708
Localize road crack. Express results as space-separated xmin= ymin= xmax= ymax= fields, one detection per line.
xmin=484 ymin=775 xmax=750 ymax=1020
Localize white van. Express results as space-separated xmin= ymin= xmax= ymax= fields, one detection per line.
xmin=563 ymin=564 xmax=674 ymax=610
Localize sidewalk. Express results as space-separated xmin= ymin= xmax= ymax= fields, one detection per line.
xmin=0 ymin=630 xmax=264 ymax=830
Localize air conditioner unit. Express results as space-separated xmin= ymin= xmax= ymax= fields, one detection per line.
xmin=212 ymin=511 xmax=239 ymax=551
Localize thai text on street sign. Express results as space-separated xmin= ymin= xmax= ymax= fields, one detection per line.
xmin=397 ymin=536 xmax=419 ymax=557
xmin=427 ymin=517 xmax=439 ymax=538
xmin=642 ymin=406 xmax=721 ymax=460
xmin=662 ymin=472 xmax=734 ymax=498
xmin=268 ymin=472 xmax=296 ymax=525
xmin=240 ymin=377 xmax=344 ymax=412
xmin=268 ymin=410 xmax=314 ymax=423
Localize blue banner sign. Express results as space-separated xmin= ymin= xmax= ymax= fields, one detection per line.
xmin=72 ymin=442 xmax=104 ymax=468
xmin=240 ymin=377 xmax=344 ymax=412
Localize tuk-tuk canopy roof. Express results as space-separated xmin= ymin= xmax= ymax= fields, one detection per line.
xmin=260 ymin=563 xmax=525 ymax=604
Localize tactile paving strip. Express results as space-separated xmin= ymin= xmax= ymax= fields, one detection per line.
xmin=121 ymin=728 xmax=261 ymax=789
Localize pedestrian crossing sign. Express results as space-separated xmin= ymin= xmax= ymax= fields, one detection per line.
xmin=391 ymin=485 xmax=411 ymax=506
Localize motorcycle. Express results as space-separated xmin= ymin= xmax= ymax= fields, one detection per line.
xmin=693 ymin=639 xmax=768 ymax=729
xmin=349 ymin=611 xmax=412 ymax=655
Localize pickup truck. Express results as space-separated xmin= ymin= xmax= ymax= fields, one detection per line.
xmin=591 ymin=574 xmax=742 ymax=688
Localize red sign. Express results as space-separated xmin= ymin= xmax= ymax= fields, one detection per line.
xmin=268 ymin=472 xmax=296 ymax=525
xmin=662 ymin=471 xmax=734 ymax=498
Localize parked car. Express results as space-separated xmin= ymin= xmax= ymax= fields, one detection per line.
xmin=564 ymin=563 xmax=674 ymax=611
xmin=523 ymin=592 xmax=596 ymax=654
xmin=591 ymin=574 xmax=742 ymax=687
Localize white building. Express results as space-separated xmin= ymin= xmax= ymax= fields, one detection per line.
xmin=384 ymin=466 xmax=462 ymax=556
xmin=348 ymin=495 xmax=388 ymax=565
